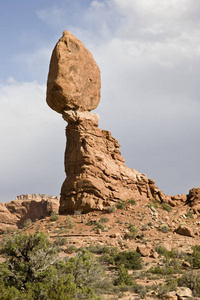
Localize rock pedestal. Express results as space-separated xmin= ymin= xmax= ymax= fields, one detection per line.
xmin=46 ymin=31 xmax=168 ymax=214
xmin=59 ymin=110 xmax=165 ymax=214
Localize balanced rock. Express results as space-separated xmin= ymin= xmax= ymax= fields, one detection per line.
xmin=46 ymin=30 xmax=101 ymax=113
xmin=46 ymin=31 xmax=168 ymax=214
xmin=59 ymin=110 xmax=166 ymax=213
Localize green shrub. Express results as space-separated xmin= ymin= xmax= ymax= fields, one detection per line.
xmin=23 ymin=218 xmax=32 ymax=228
xmin=124 ymin=224 xmax=138 ymax=240
xmin=0 ymin=231 xmax=58 ymax=291
xmin=155 ymin=246 xmax=173 ymax=257
xmin=178 ymin=270 xmax=200 ymax=297
xmin=65 ymin=216 xmax=74 ymax=229
xmin=191 ymin=245 xmax=200 ymax=268
xmin=186 ymin=209 xmax=194 ymax=219
xmin=148 ymin=266 xmax=174 ymax=275
xmin=116 ymin=201 xmax=126 ymax=210
xmin=131 ymin=284 xmax=147 ymax=299
xmin=99 ymin=217 xmax=109 ymax=224
xmin=65 ymin=245 xmax=77 ymax=254
xmin=87 ymin=220 xmax=97 ymax=226
xmin=159 ymin=224 xmax=170 ymax=233
xmin=50 ymin=211 xmax=59 ymax=221
xmin=114 ymin=251 xmax=142 ymax=270
xmin=128 ymin=223 xmax=138 ymax=233
xmin=128 ymin=198 xmax=137 ymax=205
xmin=147 ymin=198 xmax=160 ymax=209
xmin=114 ymin=265 xmax=135 ymax=286
xmin=161 ymin=203 xmax=172 ymax=212
xmin=124 ymin=232 xmax=137 ymax=240
xmin=54 ymin=236 xmax=67 ymax=246
xmin=108 ymin=205 xmax=116 ymax=213
xmin=87 ymin=244 xmax=110 ymax=254
xmin=0 ymin=232 xmax=109 ymax=299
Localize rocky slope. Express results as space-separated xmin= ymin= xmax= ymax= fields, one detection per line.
xmin=1 ymin=191 xmax=200 ymax=299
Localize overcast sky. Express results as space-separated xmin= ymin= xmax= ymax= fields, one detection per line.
xmin=0 ymin=0 xmax=199 ymax=203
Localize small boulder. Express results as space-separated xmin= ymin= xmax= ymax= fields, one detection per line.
xmin=163 ymin=291 xmax=177 ymax=300
xmin=109 ymin=233 xmax=120 ymax=238
xmin=176 ymin=286 xmax=192 ymax=299
xmin=136 ymin=245 xmax=150 ymax=257
xmin=175 ymin=225 xmax=194 ymax=237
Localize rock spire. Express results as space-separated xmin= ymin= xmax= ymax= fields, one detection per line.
xmin=46 ymin=31 xmax=167 ymax=213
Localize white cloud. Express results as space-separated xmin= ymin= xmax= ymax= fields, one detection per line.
xmin=36 ymin=6 xmax=66 ymax=28
xmin=0 ymin=80 xmax=65 ymax=203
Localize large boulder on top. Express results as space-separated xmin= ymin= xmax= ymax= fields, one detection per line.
xmin=46 ymin=30 xmax=101 ymax=113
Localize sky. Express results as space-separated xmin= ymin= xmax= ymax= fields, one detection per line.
xmin=0 ymin=0 xmax=199 ymax=203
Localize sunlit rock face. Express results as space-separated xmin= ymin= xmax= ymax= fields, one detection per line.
xmin=46 ymin=31 xmax=168 ymax=214
xmin=46 ymin=30 xmax=101 ymax=114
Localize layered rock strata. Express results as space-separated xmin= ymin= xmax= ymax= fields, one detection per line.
xmin=59 ymin=110 xmax=166 ymax=213
xmin=46 ymin=31 xmax=195 ymax=214
xmin=0 ymin=195 xmax=59 ymax=232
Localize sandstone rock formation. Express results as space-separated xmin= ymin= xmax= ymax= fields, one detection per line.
xmin=46 ymin=31 xmax=199 ymax=214
xmin=46 ymin=31 xmax=170 ymax=214
xmin=0 ymin=194 xmax=59 ymax=232
xmin=46 ymin=31 xmax=101 ymax=113
xmin=59 ymin=110 xmax=167 ymax=213
xmin=186 ymin=188 xmax=200 ymax=214
xmin=0 ymin=203 xmax=18 ymax=233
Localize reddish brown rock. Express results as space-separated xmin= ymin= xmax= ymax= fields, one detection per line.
xmin=59 ymin=110 xmax=165 ymax=214
xmin=46 ymin=31 xmax=101 ymax=113
xmin=0 ymin=203 xmax=18 ymax=232
xmin=185 ymin=188 xmax=200 ymax=214
xmin=175 ymin=225 xmax=194 ymax=237
xmin=136 ymin=245 xmax=150 ymax=257
xmin=0 ymin=195 xmax=60 ymax=230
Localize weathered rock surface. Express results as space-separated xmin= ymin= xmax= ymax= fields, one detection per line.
xmin=175 ymin=225 xmax=194 ymax=237
xmin=59 ymin=110 xmax=167 ymax=214
xmin=0 ymin=194 xmax=59 ymax=231
xmin=46 ymin=31 xmax=101 ymax=113
xmin=176 ymin=287 xmax=193 ymax=299
xmin=186 ymin=188 xmax=200 ymax=214
xmin=136 ymin=245 xmax=150 ymax=257
xmin=46 ymin=31 xmax=200 ymax=214
xmin=0 ymin=203 xmax=18 ymax=233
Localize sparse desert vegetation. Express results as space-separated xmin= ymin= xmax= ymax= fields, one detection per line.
xmin=1 ymin=197 xmax=200 ymax=299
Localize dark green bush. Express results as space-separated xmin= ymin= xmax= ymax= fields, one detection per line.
xmin=128 ymin=198 xmax=137 ymax=205
xmin=108 ymin=205 xmax=116 ymax=213
xmin=161 ymin=203 xmax=172 ymax=212
xmin=155 ymin=246 xmax=176 ymax=259
xmin=191 ymin=245 xmax=200 ymax=268
xmin=50 ymin=211 xmax=59 ymax=221
xmin=87 ymin=244 xmax=110 ymax=254
xmin=148 ymin=266 xmax=174 ymax=275
xmin=178 ymin=270 xmax=200 ymax=297
xmin=0 ymin=232 xmax=107 ymax=299
xmin=114 ymin=265 xmax=135 ymax=286
xmin=65 ymin=216 xmax=74 ymax=229
xmin=116 ymin=201 xmax=126 ymax=210
xmin=159 ymin=224 xmax=170 ymax=233
xmin=99 ymin=217 xmax=109 ymax=224
xmin=114 ymin=251 xmax=142 ymax=270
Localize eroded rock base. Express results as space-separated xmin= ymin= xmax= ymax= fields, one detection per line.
xmin=59 ymin=111 xmax=167 ymax=214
